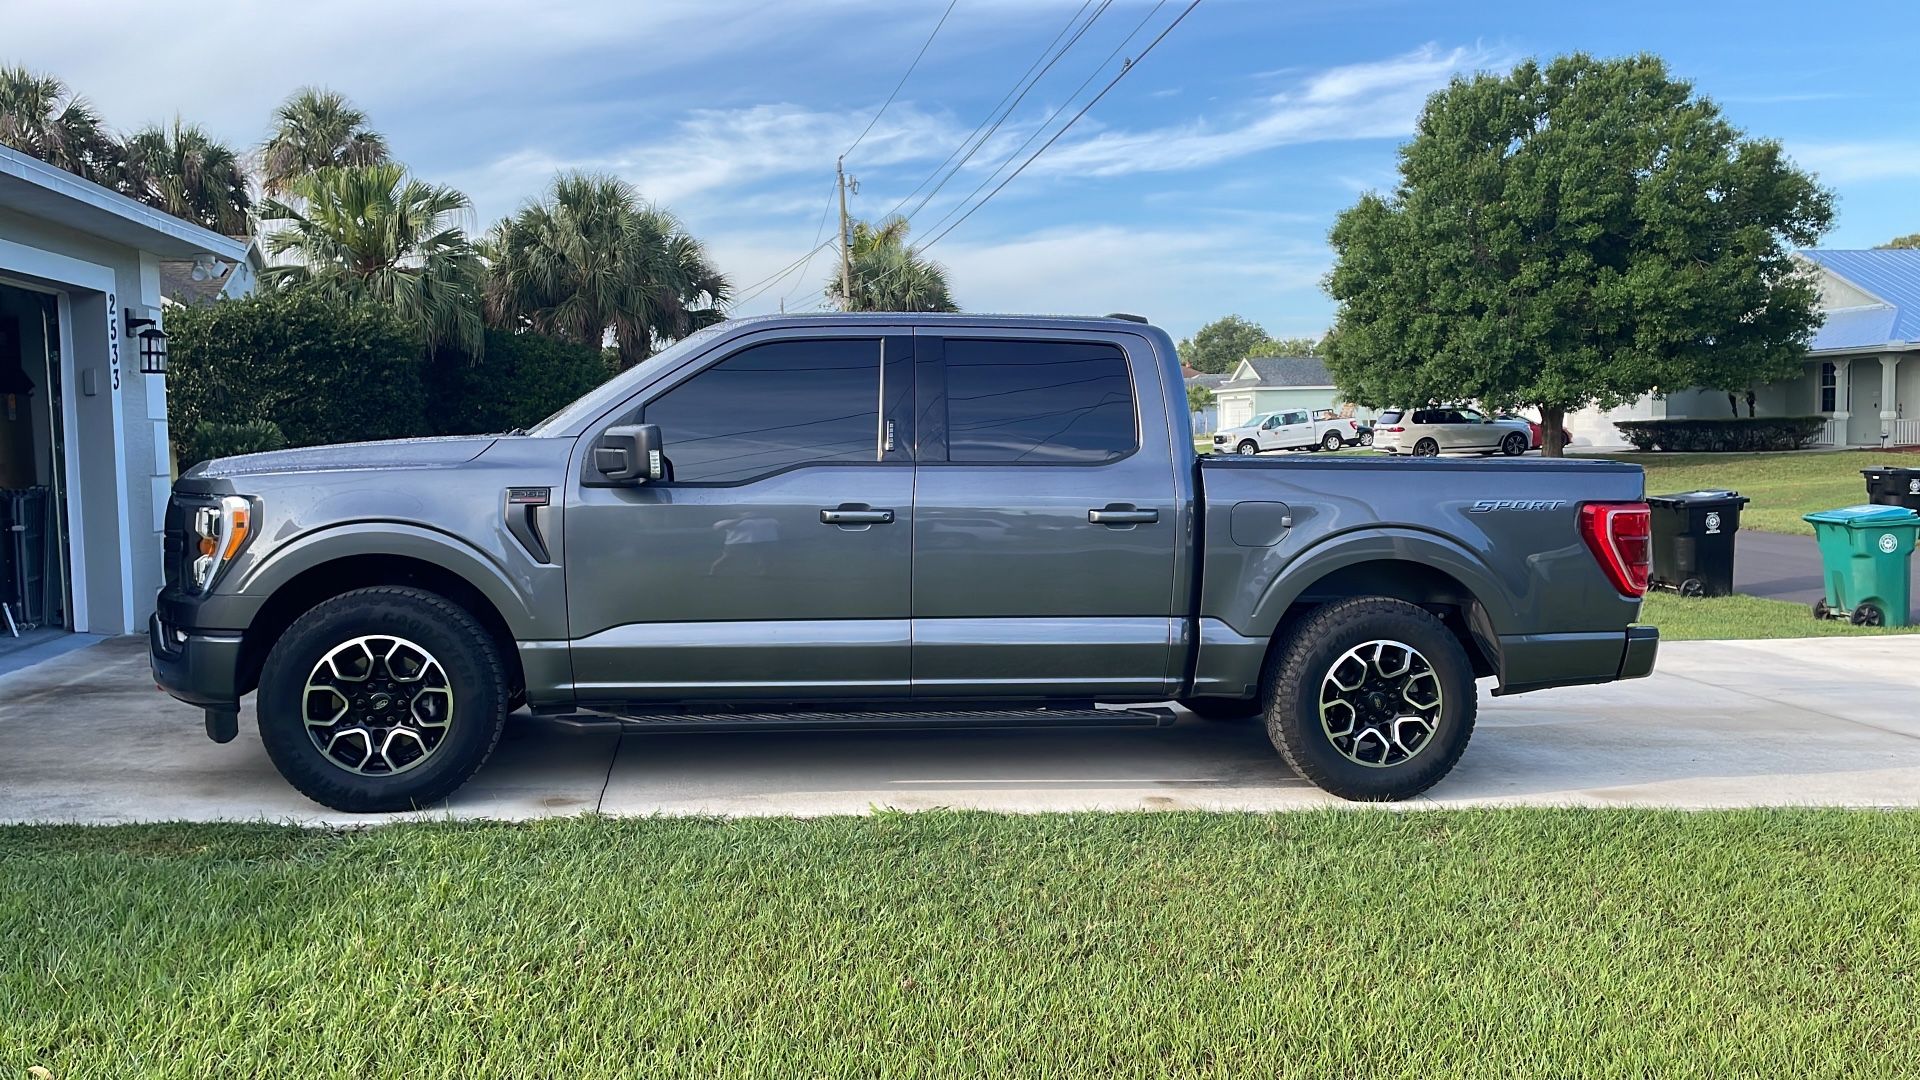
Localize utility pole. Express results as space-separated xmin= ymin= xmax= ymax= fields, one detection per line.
xmin=837 ymin=155 xmax=854 ymax=311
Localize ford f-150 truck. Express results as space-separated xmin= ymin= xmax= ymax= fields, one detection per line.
xmin=152 ymin=313 xmax=1657 ymax=812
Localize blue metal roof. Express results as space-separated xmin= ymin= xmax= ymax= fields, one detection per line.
xmin=1800 ymin=249 xmax=1920 ymax=351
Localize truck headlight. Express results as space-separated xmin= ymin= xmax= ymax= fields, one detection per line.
xmin=188 ymin=495 xmax=253 ymax=592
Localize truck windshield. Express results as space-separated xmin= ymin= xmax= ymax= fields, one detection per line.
xmin=526 ymin=322 xmax=731 ymax=435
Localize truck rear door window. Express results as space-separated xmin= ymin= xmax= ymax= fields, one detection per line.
xmin=643 ymin=338 xmax=881 ymax=484
xmin=942 ymin=339 xmax=1136 ymax=464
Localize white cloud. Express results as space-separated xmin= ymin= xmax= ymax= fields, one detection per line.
xmin=1020 ymin=44 xmax=1502 ymax=178
xmin=1790 ymin=141 xmax=1920 ymax=184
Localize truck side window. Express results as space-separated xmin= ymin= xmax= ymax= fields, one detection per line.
xmin=643 ymin=338 xmax=881 ymax=484
xmin=943 ymin=339 xmax=1136 ymax=464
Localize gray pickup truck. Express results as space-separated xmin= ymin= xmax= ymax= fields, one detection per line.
xmin=152 ymin=313 xmax=1657 ymax=812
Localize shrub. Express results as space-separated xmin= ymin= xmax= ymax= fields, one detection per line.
xmin=166 ymin=291 xmax=426 ymax=466
xmin=427 ymin=328 xmax=612 ymax=436
xmin=1613 ymin=416 xmax=1828 ymax=452
xmin=189 ymin=419 xmax=285 ymax=462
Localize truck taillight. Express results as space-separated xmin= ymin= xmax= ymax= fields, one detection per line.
xmin=1579 ymin=502 xmax=1651 ymax=597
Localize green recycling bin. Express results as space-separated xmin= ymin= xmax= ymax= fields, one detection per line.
xmin=1803 ymin=504 xmax=1920 ymax=627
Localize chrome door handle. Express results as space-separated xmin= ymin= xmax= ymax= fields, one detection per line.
xmin=821 ymin=507 xmax=894 ymax=525
xmin=1088 ymin=506 xmax=1158 ymax=525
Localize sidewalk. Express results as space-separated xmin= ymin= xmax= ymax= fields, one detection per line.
xmin=5 ymin=634 xmax=1920 ymax=823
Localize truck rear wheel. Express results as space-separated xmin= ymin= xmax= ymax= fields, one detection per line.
xmin=256 ymin=586 xmax=509 ymax=813
xmin=1260 ymin=597 xmax=1476 ymax=801
xmin=1321 ymin=431 xmax=1344 ymax=452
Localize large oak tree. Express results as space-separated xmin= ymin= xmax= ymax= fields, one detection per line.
xmin=1324 ymin=54 xmax=1833 ymax=455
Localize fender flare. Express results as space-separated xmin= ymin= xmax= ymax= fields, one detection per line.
xmin=1242 ymin=527 xmax=1514 ymax=641
xmin=232 ymin=521 xmax=549 ymax=638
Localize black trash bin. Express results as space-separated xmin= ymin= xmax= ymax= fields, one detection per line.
xmin=1861 ymin=466 xmax=1920 ymax=512
xmin=1646 ymin=489 xmax=1750 ymax=597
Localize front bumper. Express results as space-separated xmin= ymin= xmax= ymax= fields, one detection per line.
xmin=1492 ymin=625 xmax=1660 ymax=696
xmin=149 ymin=612 xmax=244 ymax=709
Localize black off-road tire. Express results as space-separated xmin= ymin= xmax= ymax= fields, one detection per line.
xmin=1179 ymin=698 xmax=1261 ymax=722
xmin=256 ymin=586 xmax=510 ymax=813
xmin=1261 ymin=597 xmax=1477 ymax=801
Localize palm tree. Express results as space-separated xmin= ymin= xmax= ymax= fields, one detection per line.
xmin=261 ymin=88 xmax=390 ymax=196
xmin=0 ymin=65 xmax=121 ymax=184
xmin=121 ymin=120 xmax=252 ymax=233
xmin=485 ymin=172 xmax=728 ymax=370
xmin=260 ymin=163 xmax=483 ymax=353
xmin=825 ymin=215 xmax=957 ymax=313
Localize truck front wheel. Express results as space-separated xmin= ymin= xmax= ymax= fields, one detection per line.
xmin=256 ymin=586 xmax=510 ymax=813
xmin=1261 ymin=597 xmax=1476 ymax=801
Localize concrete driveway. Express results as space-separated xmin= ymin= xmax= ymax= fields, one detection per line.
xmin=4 ymin=634 xmax=1920 ymax=824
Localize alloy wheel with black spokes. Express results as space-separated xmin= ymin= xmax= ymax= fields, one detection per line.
xmin=1261 ymin=596 xmax=1477 ymax=801
xmin=257 ymin=586 xmax=510 ymax=813
xmin=1413 ymin=438 xmax=1440 ymax=457
xmin=1318 ymin=640 xmax=1443 ymax=768
xmin=303 ymin=634 xmax=455 ymax=776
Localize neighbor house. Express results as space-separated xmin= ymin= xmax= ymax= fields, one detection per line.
xmin=0 ymin=145 xmax=252 ymax=665
xmin=1184 ymin=364 xmax=1229 ymax=433
xmin=1212 ymin=356 xmax=1370 ymax=431
xmin=1567 ymin=248 xmax=1920 ymax=449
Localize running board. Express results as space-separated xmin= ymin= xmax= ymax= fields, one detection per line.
xmin=547 ymin=706 xmax=1178 ymax=734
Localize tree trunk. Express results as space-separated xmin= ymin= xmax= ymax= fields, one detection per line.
xmin=1540 ymin=405 xmax=1567 ymax=458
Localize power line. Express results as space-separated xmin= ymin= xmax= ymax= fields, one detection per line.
xmin=782 ymin=178 xmax=841 ymax=307
xmin=843 ymin=0 xmax=961 ymax=160
xmin=880 ymin=0 xmax=1108 ymax=223
xmin=732 ymin=238 xmax=839 ymax=306
xmin=917 ymin=0 xmax=1175 ymax=244
xmin=920 ymin=0 xmax=1200 ymax=251
xmin=855 ymin=0 xmax=1197 ymax=304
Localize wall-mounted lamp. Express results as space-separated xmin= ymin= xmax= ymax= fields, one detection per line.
xmin=125 ymin=310 xmax=168 ymax=375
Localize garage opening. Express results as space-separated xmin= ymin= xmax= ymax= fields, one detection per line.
xmin=0 ymin=282 xmax=72 ymax=655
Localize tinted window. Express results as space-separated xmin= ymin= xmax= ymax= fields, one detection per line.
xmin=944 ymin=339 xmax=1136 ymax=463
xmin=644 ymin=338 xmax=880 ymax=483
xmin=1378 ymin=409 xmax=1403 ymax=424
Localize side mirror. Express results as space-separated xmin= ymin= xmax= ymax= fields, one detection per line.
xmin=594 ymin=423 xmax=665 ymax=483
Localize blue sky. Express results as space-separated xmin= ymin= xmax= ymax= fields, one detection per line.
xmin=11 ymin=0 xmax=1919 ymax=339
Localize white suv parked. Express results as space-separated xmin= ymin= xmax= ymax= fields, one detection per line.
xmin=1373 ymin=406 xmax=1532 ymax=457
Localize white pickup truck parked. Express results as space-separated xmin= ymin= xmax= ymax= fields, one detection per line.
xmin=1211 ymin=409 xmax=1362 ymax=455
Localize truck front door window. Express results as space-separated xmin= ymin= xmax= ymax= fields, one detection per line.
xmin=643 ymin=339 xmax=882 ymax=483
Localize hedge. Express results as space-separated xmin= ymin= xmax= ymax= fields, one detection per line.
xmin=165 ymin=293 xmax=615 ymax=467
xmin=166 ymin=291 xmax=426 ymax=466
xmin=427 ymin=328 xmax=612 ymax=436
xmin=1613 ymin=416 xmax=1828 ymax=452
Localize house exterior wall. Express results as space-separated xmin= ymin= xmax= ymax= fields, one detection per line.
xmin=0 ymin=204 xmax=173 ymax=634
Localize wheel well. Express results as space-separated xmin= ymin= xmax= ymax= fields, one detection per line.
xmin=237 ymin=554 xmax=525 ymax=698
xmin=1280 ymin=559 xmax=1499 ymax=679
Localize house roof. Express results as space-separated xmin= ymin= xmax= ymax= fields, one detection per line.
xmin=0 ymin=145 xmax=250 ymax=262
xmin=1220 ymin=355 xmax=1333 ymax=390
xmin=1185 ymin=372 xmax=1230 ymax=390
xmin=1800 ymin=249 xmax=1920 ymax=352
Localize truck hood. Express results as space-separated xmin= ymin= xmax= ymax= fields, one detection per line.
xmin=184 ymin=435 xmax=499 ymax=480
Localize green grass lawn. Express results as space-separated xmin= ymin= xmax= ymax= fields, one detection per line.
xmin=1639 ymin=590 xmax=1916 ymax=640
xmin=1596 ymin=450 xmax=1898 ymax=535
xmin=7 ymin=812 xmax=1920 ymax=1078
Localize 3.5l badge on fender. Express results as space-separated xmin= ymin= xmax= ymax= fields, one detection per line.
xmin=1467 ymin=499 xmax=1566 ymax=513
